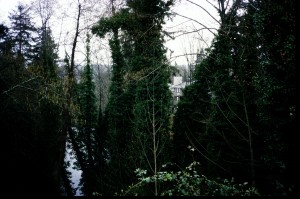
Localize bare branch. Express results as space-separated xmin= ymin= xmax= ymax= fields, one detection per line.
xmin=185 ymin=0 xmax=221 ymax=25
xmin=2 ymin=77 xmax=38 ymax=95
xmin=173 ymin=12 xmax=218 ymax=37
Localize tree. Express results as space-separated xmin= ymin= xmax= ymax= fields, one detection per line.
xmin=92 ymin=0 xmax=174 ymax=195
xmin=74 ymin=32 xmax=101 ymax=195
xmin=172 ymin=0 xmax=296 ymax=196
xmin=0 ymin=24 xmax=14 ymax=72
xmin=92 ymin=1 xmax=134 ymax=194
xmin=250 ymin=0 xmax=296 ymax=195
xmin=1 ymin=6 xmax=67 ymax=194
xmin=31 ymin=0 xmax=57 ymax=29
xmin=9 ymin=2 xmax=36 ymax=65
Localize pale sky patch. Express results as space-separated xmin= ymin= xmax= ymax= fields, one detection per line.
xmin=0 ymin=0 xmax=220 ymax=66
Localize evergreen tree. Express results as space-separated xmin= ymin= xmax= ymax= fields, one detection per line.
xmin=76 ymin=32 xmax=99 ymax=195
xmin=30 ymin=26 xmax=58 ymax=79
xmin=92 ymin=7 xmax=134 ymax=193
xmin=92 ymin=0 xmax=174 ymax=195
xmin=30 ymin=26 xmax=70 ymax=195
xmin=8 ymin=3 xmax=36 ymax=65
xmin=1 ymin=21 xmax=65 ymax=196
xmin=78 ymin=32 xmax=97 ymax=166
xmin=250 ymin=0 xmax=296 ymax=195
xmin=0 ymin=24 xmax=14 ymax=74
xmin=1 ymin=3 xmax=70 ymax=194
xmin=173 ymin=0 xmax=296 ymax=196
xmin=1 ymin=14 xmax=46 ymax=196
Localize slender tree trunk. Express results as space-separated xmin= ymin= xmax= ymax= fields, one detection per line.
xmin=70 ymin=3 xmax=81 ymax=76
xmin=59 ymin=2 xmax=83 ymax=195
xmin=58 ymin=76 xmax=74 ymax=195
xmin=242 ymin=91 xmax=255 ymax=186
xmin=152 ymin=94 xmax=158 ymax=196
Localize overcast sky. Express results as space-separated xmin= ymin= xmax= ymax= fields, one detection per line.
xmin=0 ymin=0 xmax=220 ymax=66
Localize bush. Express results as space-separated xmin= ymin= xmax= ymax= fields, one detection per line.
xmin=120 ymin=161 xmax=260 ymax=196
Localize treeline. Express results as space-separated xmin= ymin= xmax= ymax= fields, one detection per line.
xmin=0 ymin=0 xmax=296 ymax=196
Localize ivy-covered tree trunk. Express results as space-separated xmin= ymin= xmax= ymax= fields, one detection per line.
xmin=92 ymin=0 xmax=174 ymax=195
xmin=74 ymin=32 xmax=101 ymax=196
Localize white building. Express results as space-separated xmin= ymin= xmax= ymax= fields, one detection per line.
xmin=168 ymin=50 xmax=205 ymax=111
xmin=168 ymin=75 xmax=188 ymax=111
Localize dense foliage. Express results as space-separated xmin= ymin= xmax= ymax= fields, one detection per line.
xmin=92 ymin=0 xmax=174 ymax=195
xmin=173 ymin=0 xmax=296 ymax=196
xmin=0 ymin=0 xmax=295 ymax=196
xmin=1 ymin=3 xmax=72 ymax=195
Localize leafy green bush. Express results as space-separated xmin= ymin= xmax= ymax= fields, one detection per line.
xmin=119 ymin=161 xmax=260 ymax=196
